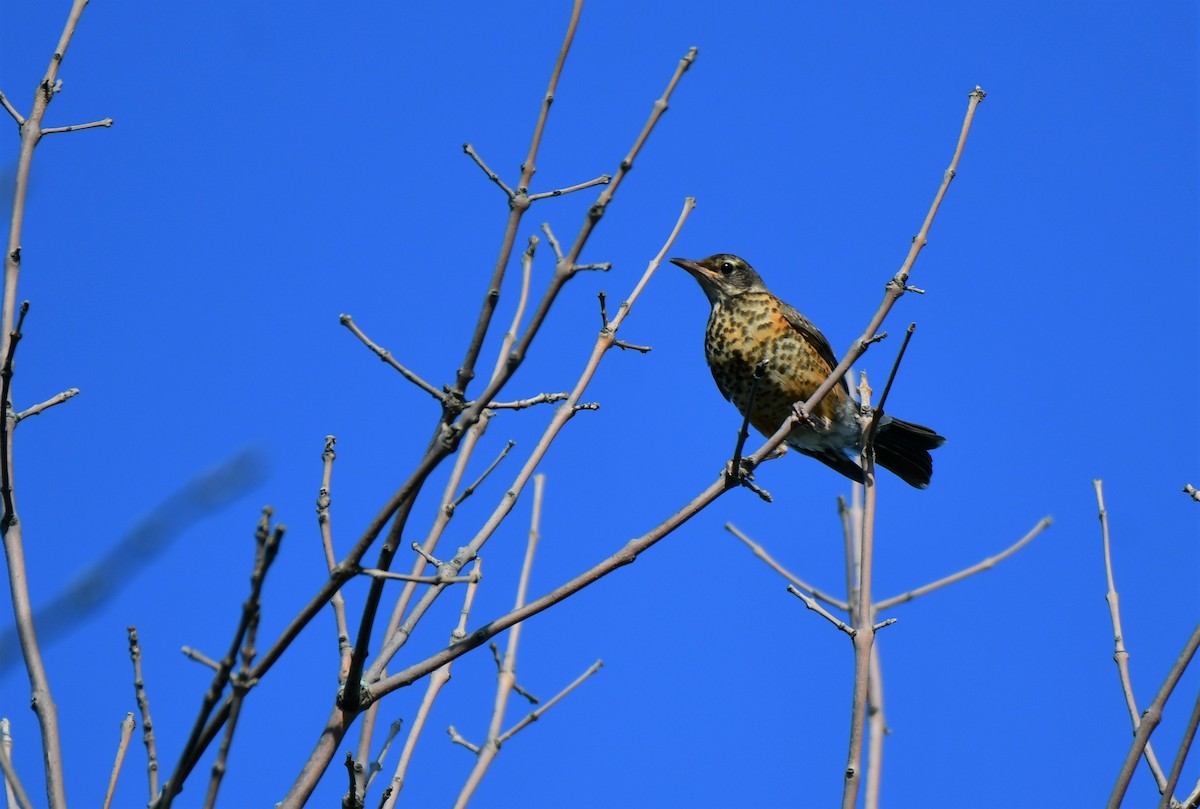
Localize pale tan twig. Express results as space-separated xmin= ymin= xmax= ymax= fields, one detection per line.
xmin=365 ymin=197 xmax=696 ymax=690
xmin=788 ymin=586 xmax=854 ymax=635
xmin=452 ymin=474 xmax=548 ymax=808
xmin=450 ymin=440 xmax=516 ymax=512
xmin=3 ymin=15 xmax=111 ymax=798
xmin=1 ymin=717 xmax=14 ymax=809
xmin=101 ymin=713 xmax=136 ymax=809
xmin=127 ymin=627 xmax=159 ymax=801
xmin=842 ymin=427 xmax=880 ymax=809
xmin=1158 ymin=689 xmax=1200 ymax=809
xmin=358 ymin=568 xmax=480 ymax=585
xmin=446 ymin=727 xmax=480 ymax=754
xmin=728 ymin=523 xmax=849 ymax=612
xmin=1108 ymin=622 xmax=1200 ymax=809
xmin=317 ymin=435 xmax=351 ymax=680
xmin=0 ymin=92 xmax=22 ymax=124
xmin=462 ymin=144 xmax=514 ymax=197
xmin=1182 ymin=484 xmax=1200 ymax=502
xmin=528 ymin=174 xmax=611 ymax=201
xmin=449 ymin=0 xmax=584 ymax=399
xmin=180 ymin=647 xmax=220 ymax=671
xmin=13 ymin=388 xmax=78 ymax=423
xmin=874 ymin=516 xmax=1053 ymax=611
xmin=339 ymin=315 xmax=443 ymax=401
xmin=540 ymin=222 xmax=564 ymax=261
xmin=486 ymin=392 xmax=569 ymax=410
xmin=498 ymin=659 xmax=604 ymax=744
xmin=364 ymin=719 xmax=402 ymax=791
xmin=382 ymin=560 xmax=482 ymax=808
xmin=41 ymin=117 xmax=112 ymax=135
xmin=0 ymin=720 xmax=30 ymax=809
xmin=838 ymin=495 xmax=857 ymax=617
xmin=1094 ymin=480 xmax=1169 ymax=791
xmin=864 ymin=646 xmax=887 ymax=809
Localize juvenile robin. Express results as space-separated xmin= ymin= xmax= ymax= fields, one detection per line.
xmin=671 ymin=253 xmax=945 ymax=488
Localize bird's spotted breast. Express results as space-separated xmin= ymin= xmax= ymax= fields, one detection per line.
xmin=704 ymin=292 xmax=846 ymax=436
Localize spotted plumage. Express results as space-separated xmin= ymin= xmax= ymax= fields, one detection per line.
xmin=672 ymin=253 xmax=945 ymax=488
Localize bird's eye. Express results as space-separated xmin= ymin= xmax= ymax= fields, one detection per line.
xmin=719 ymin=261 xmax=735 ymax=274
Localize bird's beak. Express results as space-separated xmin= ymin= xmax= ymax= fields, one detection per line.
xmin=670 ymin=257 xmax=710 ymax=279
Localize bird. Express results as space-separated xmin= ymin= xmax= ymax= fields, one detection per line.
xmin=671 ymin=253 xmax=945 ymax=488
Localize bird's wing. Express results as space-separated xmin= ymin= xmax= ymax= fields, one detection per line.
xmin=777 ymin=300 xmax=842 ymax=375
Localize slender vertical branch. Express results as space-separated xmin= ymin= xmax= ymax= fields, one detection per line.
xmin=1094 ymin=480 xmax=1168 ymax=789
xmin=101 ymin=714 xmax=136 ymax=809
xmin=126 ymin=628 xmax=159 ymax=802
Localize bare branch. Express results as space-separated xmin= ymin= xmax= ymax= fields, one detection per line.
xmin=127 ymin=627 xmax=159 ymax=802
xmin=787 ymin=585 xmax=854 ymax=636
xmin=1158 ymin=689 xmax=1200 ymax=809
xmin=181 ymin=647 xmax=220 ymax=671
xmin=13 ymin=388 xmax=78 ymax=423
xmin=339 ymin=315 xmax=443 ymax=401
xmin=874 ymin=516 xmax=1053 ymax=611
xmin=317 ymin=435 xmax=351 ymax=679
xmin=450 ymin=440 xmax=516 ymax=511
xmin=1183 ymin=483 xmax=1200 ymax=502
xmin=726 ymin=523 xmax=848 ymax=612
xmin=1094 ymin=480 xmax=1169 ymax=792
xmin=364 ymin=719 xmax=402 ymax=791
xmin=101 ymin=714 xmax=136 ymax=809
xmin=486 ymin=392 xmax=569 ymax=410
xmin=528 ymin=174 xmax=611 ymax=201
xmin=1108 ymin=622 xmax=1200 ymax=808
xmin=498 ymin=659 xmax=604 ymax=743
xmin=446 ymin=727 xmax=480 ymax=755
xmin=40 ymin=116 xmax=113 ymax=135
xmin=0 ymin=92 xmax=23 ymax=125
xmin=0 ymin=722 xmax=32 ymax=809
xmin=462 ymin=143 xmax=515 ymax=198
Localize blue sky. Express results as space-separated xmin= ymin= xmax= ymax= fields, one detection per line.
xmin=1 ymin=2 xmax=1197 ymax=807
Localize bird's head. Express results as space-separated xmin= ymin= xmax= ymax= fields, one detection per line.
xmin=670 ymin=254 xmax=767 ymax=305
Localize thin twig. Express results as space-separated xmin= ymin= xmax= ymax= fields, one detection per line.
xmin=1094 ymin=479 xmax=1169 ymax=791
xmin=0 ymin=92 xmax=23 ymax=125
xmin=181 ymin=647 xmax=220 ymax=671
xmin=339 ymin=315 xmax=443 ymax=401
xmin=1157 ymin=689 xmax=1200 ymax=809
xmin=2 ymin=14 xmax=112 ymax=799
xmin=874 ymin=517 xmax=1053 ymax=611
xmin=450 ymin=440 xmax=516 ymax=511
xmin=787 ymin=586 xmax=854 ymax=636
xmin=452 ymin=474 xmax=548 ymax=808
xmin=486 ymin=392 xmax=569 ymax=410
xmin=1182 ymin=484 xmax=1200 ymax=502
xmin=317 ymin=435 xmax=352 ymax=680
xmin=498 ymin=659 xmax=604 ymax=743
xmin=726 ymin=523 xmax=848 ymax=612
xmin=0 ymin=719 xmax=31 ymax=809
xmin=127 ymin=627 xmax=159 ymax=801
xmin=365 ymin=719 xmax=402 ymax=791
xmin=13 ymin=388 xmax=78 ymax=423
xmin=462 ymin=144 xmax=515 ymax=198
xmin=1108 ymin=623 xmax=1200 ymax=809
xmin=528 ymin=174 xmax=611 ymax=201
xmin=382 ymin=560 xmax=482 ymax=808
xmin=158 ymin=511 xmax=284 ymax=809
xmin=358 ymin=568 xmax=479 ymax=585
xmin=41 ymin=117 xmax=113 ymax=135
xmin=102 ymin=713 xmax=136 ymax=809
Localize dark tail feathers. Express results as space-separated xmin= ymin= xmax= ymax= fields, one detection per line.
xmin=873 ymin=417 xmax=946 ymax=489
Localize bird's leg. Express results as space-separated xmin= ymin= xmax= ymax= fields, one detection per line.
xmin=725 ymin=362 xmax=773 ymax=502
